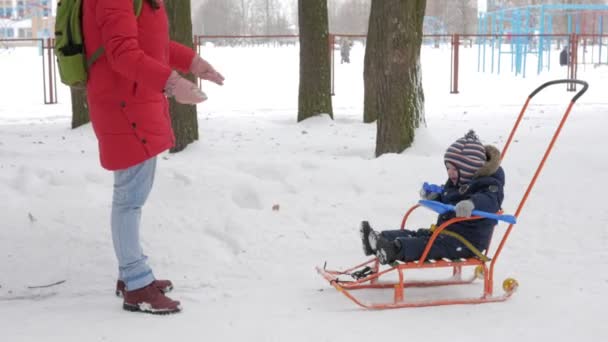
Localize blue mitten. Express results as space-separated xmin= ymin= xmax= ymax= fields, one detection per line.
xmin=420 ymin=182 xmax=443 ymax=200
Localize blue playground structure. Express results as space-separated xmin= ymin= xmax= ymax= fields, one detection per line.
xmin=477 ymin=4 xmax=608 ymax=77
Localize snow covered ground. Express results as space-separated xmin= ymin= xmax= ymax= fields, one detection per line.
xmin=1 ymin=42 xmax=607 ymax=341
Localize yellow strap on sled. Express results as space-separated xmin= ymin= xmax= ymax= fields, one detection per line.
xmin=429 ymin=224 xmax=490 ymax=262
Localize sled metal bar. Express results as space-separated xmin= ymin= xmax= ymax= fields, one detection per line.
xmin=326 ymin=280 xmax=370 ymax=309
xmin=400 ymin=204 xmax=421 ymax=230
xmin=505 ymin=79 xmax=588 ymax=218
xmin=326 ymin=257 xmax=483 ymax=278
xmin=330 ymin=258 xmax=377 ymax=275
xmin=319 ymin=267 xmax=514 ymax=309
xmin=500 ymin=97 xmax=530 ymax=161
xmin=400 ymin=203 xmax=482 ymax=281
xmin=417 ymin=216 xmax=485 ymax=264
xmin=453 ymin=265 xmax=462 ymax=277
xmin=338 ymin=276 xmax=477 ymax=290
xmin=320 ymin=259 xmax=480 ymax=289
xmin=347 ymin=286 xmax=513 ymax=309
xmin=483 ymin=263 xmax=492 ymax=296
xmin=513 ymin=102 xmax=577 ymax=218
xmin=529 ymin=79 xmax=588 ymax=102
xmin=501 ymin=79 xmax=588 ymax=160
xmin=492 ymin=79 xmax=588 ymax=271
xmin=318 ymin=264 xmax=399 ymax=286
xmin=394 ymin=269 xmax=405 ymax=302
xmin=366 ymin=294 xmax=513 ymax=309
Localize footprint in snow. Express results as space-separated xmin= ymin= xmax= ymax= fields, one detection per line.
xmin=231 ymin=184 xmax=263 ymax=210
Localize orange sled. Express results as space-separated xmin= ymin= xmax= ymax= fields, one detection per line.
xmin=317 ymin=79 xmax=589 ymax=309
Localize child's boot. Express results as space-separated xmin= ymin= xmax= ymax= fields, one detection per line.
xmin=376 ymin=238 xmax=400 ymax=265
xmin=360 ymin=221 xmax=375 ymax=256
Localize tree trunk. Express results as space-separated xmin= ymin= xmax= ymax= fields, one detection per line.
xmin=165 ymin=1 xmax=199 ymax=153
xmin=297 ymin=0 xmax=333 ymax=122
xmin=70 ymin=87 xmax=89 ymax=129
xmin=362 ymin=2 xmax=381 ymax=124
xmin=363 ymin=0 xmax=426 ymax=157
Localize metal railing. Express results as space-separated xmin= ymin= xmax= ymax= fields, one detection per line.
xmin=2 ymin=33 xmax=603 ymax=104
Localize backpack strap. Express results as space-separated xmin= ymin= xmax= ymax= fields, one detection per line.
xmin=134 ymin=0 xmax=143 ymax=17
xmin=86 ymin=0 xmax=144 ymax=68
xmin=87 ymin=47 xmax=106 ymax=68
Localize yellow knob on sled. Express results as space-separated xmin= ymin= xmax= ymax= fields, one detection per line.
xmin=502 ymin=278 xmax=519 ymax=293
xmin=474 ymin=265 xmax=484 ymax=279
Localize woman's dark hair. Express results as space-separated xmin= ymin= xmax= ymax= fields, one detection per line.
xmin=145 ymin=0 xmax=161 ymax=10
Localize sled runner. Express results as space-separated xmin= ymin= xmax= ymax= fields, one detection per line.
xmin=317 ymin=79 xmax=589 ymax=309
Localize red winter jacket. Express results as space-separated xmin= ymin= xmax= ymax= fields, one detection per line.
xmin=82 ymin=0 xmax=195 ymax=170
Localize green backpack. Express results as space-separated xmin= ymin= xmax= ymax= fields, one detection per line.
xmin=54 ymin=0 xmax=143 ymax=88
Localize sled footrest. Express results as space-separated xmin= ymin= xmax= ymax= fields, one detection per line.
xmin=404 ymin=257 xmax=485 ymax=269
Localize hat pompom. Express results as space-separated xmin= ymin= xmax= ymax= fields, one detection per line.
xmin=464 ymin=130 xmax=479 ymax=141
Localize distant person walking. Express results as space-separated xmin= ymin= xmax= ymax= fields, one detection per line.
xmin=82 ymin=0 xmax=224 ymax=314
xmin=560 ymin=46 xmax=570 ymax=66
xmin=340 ymin=38 xmax=352 ymax=64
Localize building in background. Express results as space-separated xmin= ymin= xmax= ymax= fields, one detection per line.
xmin=0 ymin=0 xmax=53 ymax=40
xmin=426 ymin=0 xmax=478 ymax=34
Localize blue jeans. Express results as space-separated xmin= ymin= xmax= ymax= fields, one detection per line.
xmin=111 ymin=157 xmax=157 ymax=291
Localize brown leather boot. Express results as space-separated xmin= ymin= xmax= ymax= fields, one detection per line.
xmin=115 ymin=279 xmax=173 ymax=298
xmin=123 ymin=283 xmax=181 ymax=314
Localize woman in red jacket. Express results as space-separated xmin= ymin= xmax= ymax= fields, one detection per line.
xmin=83 ymin=0 xmax=224 ymax=314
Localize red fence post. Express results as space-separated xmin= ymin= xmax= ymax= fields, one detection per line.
xmin=47 ymin=37 xmax=53 ymax=104
xmin=450 ymin=34 xmax=460 ymax=94
xmin=51 ymin=38 xmax=57 ymax=104
xmin=567 ymin=33 xmax=578 ymax=92
xmin=42 ymin=38 xmax=57 ymax=104
xmin=41 ymin=38 xmax=47 ymax=104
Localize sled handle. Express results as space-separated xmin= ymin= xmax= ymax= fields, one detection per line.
xmin=529 ymin=79 xmax=588 ymax=102
xmin=418 ymin=200 xmax=517 ymax=225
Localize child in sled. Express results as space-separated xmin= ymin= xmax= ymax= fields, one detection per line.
xmin=361 ymin=130 xmax=505 ymax=265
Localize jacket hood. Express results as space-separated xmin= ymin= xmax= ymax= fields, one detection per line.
xmin=475 ymin=145 xmax=501 ymax=178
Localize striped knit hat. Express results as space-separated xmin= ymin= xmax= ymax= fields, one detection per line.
xmin=444 ymin=130 xmax=487 ymax=184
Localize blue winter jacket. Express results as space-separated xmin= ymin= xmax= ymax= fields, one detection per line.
xmin=436 ymin=146 xmax=505 ymax=251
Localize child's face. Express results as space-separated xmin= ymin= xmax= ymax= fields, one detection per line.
xmin=446 ymin=163 xmax=459 ymax=185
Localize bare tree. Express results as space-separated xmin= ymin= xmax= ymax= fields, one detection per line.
xmin=193 ymin=0 xmax=242 ymax=35
xmin=249 ymin=0 xmax=291 ymax=35
xmin=192 ymin=0 xmax=293 ymax=37
xmin=363 ymin=0 xmax=426 ymax=157
xmin=329 ymin=0 xmax=371 ymax=34
xmin=426 ymin=0 xmax=476 ymax=34
xmin=297 ymin=0 xmax=333 ymax=122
